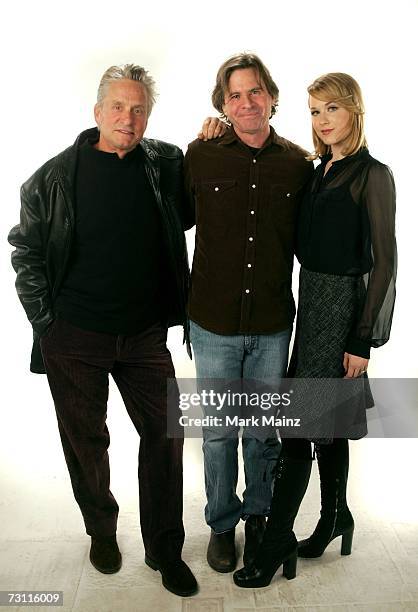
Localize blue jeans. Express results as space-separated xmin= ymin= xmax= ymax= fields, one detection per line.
xmin=189 ymin=320 xmax=291 ymax=533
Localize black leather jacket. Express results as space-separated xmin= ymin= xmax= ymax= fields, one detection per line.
xmin=8 ymin=128 xmax=191 ymax=373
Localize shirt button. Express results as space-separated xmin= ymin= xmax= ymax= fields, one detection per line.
xmin=247 ymin=263 xmax=252 ymax=268
xmin=214 ymin=187 xmax=219 ymax=192
xmin=245 ymin=289 xmax=250 ymax=294
xmin=249 ymin=237 xmax=254 ymax=242
xmin=250 ymin=210 xmax=255 ymax=215
xmin=252 ymin=184 xmax=256 ymax=189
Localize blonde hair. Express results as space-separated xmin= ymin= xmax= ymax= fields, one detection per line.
xmin=307 ymin=72 xmax=367 ymax=160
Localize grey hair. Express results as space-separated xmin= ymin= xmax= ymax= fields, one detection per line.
xmin=97 ymin=64 xmax=157 ymax=116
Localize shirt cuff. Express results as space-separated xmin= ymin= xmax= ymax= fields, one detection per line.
xmin=345 ymin=336 xmax=371 ymax=359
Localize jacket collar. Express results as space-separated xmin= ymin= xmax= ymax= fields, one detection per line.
xmin=139 ymin=139 xmax=159 ymax=161
xmin=73 ymin=127 xmax=99 ymax=147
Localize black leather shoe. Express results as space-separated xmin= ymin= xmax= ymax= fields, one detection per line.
xmin=90 ymin=535 xmax=122 ymax=574
xmin=243 ymin=515 xmax=266 ymax=567
xmin=145 ymin=555 xmax=198 ymax=597
xmin=207 ymin=528 xmax=236 ymax=572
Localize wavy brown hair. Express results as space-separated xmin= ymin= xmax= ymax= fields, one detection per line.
xmin=212 ymin=53 xmax=279 ymax=121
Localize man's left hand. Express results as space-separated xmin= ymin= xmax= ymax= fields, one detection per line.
xmin=198 ymin=117 xmax=227 ymax=141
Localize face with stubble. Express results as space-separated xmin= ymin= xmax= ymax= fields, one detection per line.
xmin=222 ymin=67 xmax=275 ymax=141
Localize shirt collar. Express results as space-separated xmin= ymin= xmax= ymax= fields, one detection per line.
xmin=218 ymin=125 xmax=287 ymax=150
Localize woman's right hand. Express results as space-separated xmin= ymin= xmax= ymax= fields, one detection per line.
xmin=198 ymin=117 xmax=228 ymax=141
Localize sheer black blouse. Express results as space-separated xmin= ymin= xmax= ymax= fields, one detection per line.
xmin=296 ymin=148 xmax=397 ymax=359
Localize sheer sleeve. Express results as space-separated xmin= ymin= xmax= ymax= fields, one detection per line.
xmin=345 ymin=162 xmax=397 ymax=358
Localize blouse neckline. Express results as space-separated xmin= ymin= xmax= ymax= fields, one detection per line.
xmin=320 ymin=147 xmax=369 ymax=168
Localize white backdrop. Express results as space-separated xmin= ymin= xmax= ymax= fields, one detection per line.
xmin=1 ymin=0 xmax=417 ymax=509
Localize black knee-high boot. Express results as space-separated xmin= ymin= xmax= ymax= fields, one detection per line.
xmin=233 ymin=451 xmax=312 ymax=588
xmin=298 ymin=439 xmax=354 ymax=558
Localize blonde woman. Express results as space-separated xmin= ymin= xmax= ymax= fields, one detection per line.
xmin=231 ymin=72 xmax=397 ymax=587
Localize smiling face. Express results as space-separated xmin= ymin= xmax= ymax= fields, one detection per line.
xmin=309 ymin=95 xmax=352 ymax=158
xmin=222 ymin=68 xmax=274 ymax=146
xmin=94 ymin=79 xmax=148 ymax=158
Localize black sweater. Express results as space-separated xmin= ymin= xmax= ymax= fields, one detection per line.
xmin=55 ymin=140 xmax=165 ymax=334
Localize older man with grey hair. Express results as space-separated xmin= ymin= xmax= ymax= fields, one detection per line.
xmin=8 ymin=64 xmax=197 ymax=597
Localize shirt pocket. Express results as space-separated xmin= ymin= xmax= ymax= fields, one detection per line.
xmin=196 ymin=179 xmax=237 ymax=227
xmin=269 ymin=185 xmax=298 ymax=227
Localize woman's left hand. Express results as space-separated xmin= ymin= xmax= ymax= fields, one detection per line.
xmin=343 ymin=352 xmax=369 ymax=378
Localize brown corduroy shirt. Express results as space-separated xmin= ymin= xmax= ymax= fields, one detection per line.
xmin=184 ymin=126 xmax=314 ymax=335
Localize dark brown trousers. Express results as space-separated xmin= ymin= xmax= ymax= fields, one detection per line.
xmin=40 ymin=318 xmax=184 ymax=562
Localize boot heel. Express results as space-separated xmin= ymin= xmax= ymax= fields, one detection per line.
xmin=145 ymin=554 xmax=159 ymax=570
xmin=282 ymin=551 xmax=297 ymax=580
xmin=340 ymin=526 xmax=354 ymax=556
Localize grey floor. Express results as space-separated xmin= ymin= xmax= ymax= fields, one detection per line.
xmin=2 ymin=358 xmax=418 ymax=611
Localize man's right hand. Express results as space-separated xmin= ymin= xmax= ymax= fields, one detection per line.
xmin=198 ymin=117 xmax=228 ymax=141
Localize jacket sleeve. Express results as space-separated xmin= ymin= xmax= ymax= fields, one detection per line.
xmin=8 ymin=178 xmax=55 ymax=336
xmin=172 ymin=146 xmax=195 ymax=231
xmin=345 ymin=162 xmax=397 ymax=358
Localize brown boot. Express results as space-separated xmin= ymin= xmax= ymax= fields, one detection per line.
xmin=207 ymin=528 xmax=236 ymax=572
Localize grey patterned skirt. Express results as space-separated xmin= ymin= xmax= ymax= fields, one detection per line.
xmin=286 ymin=267 xmax=373 ymax=443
